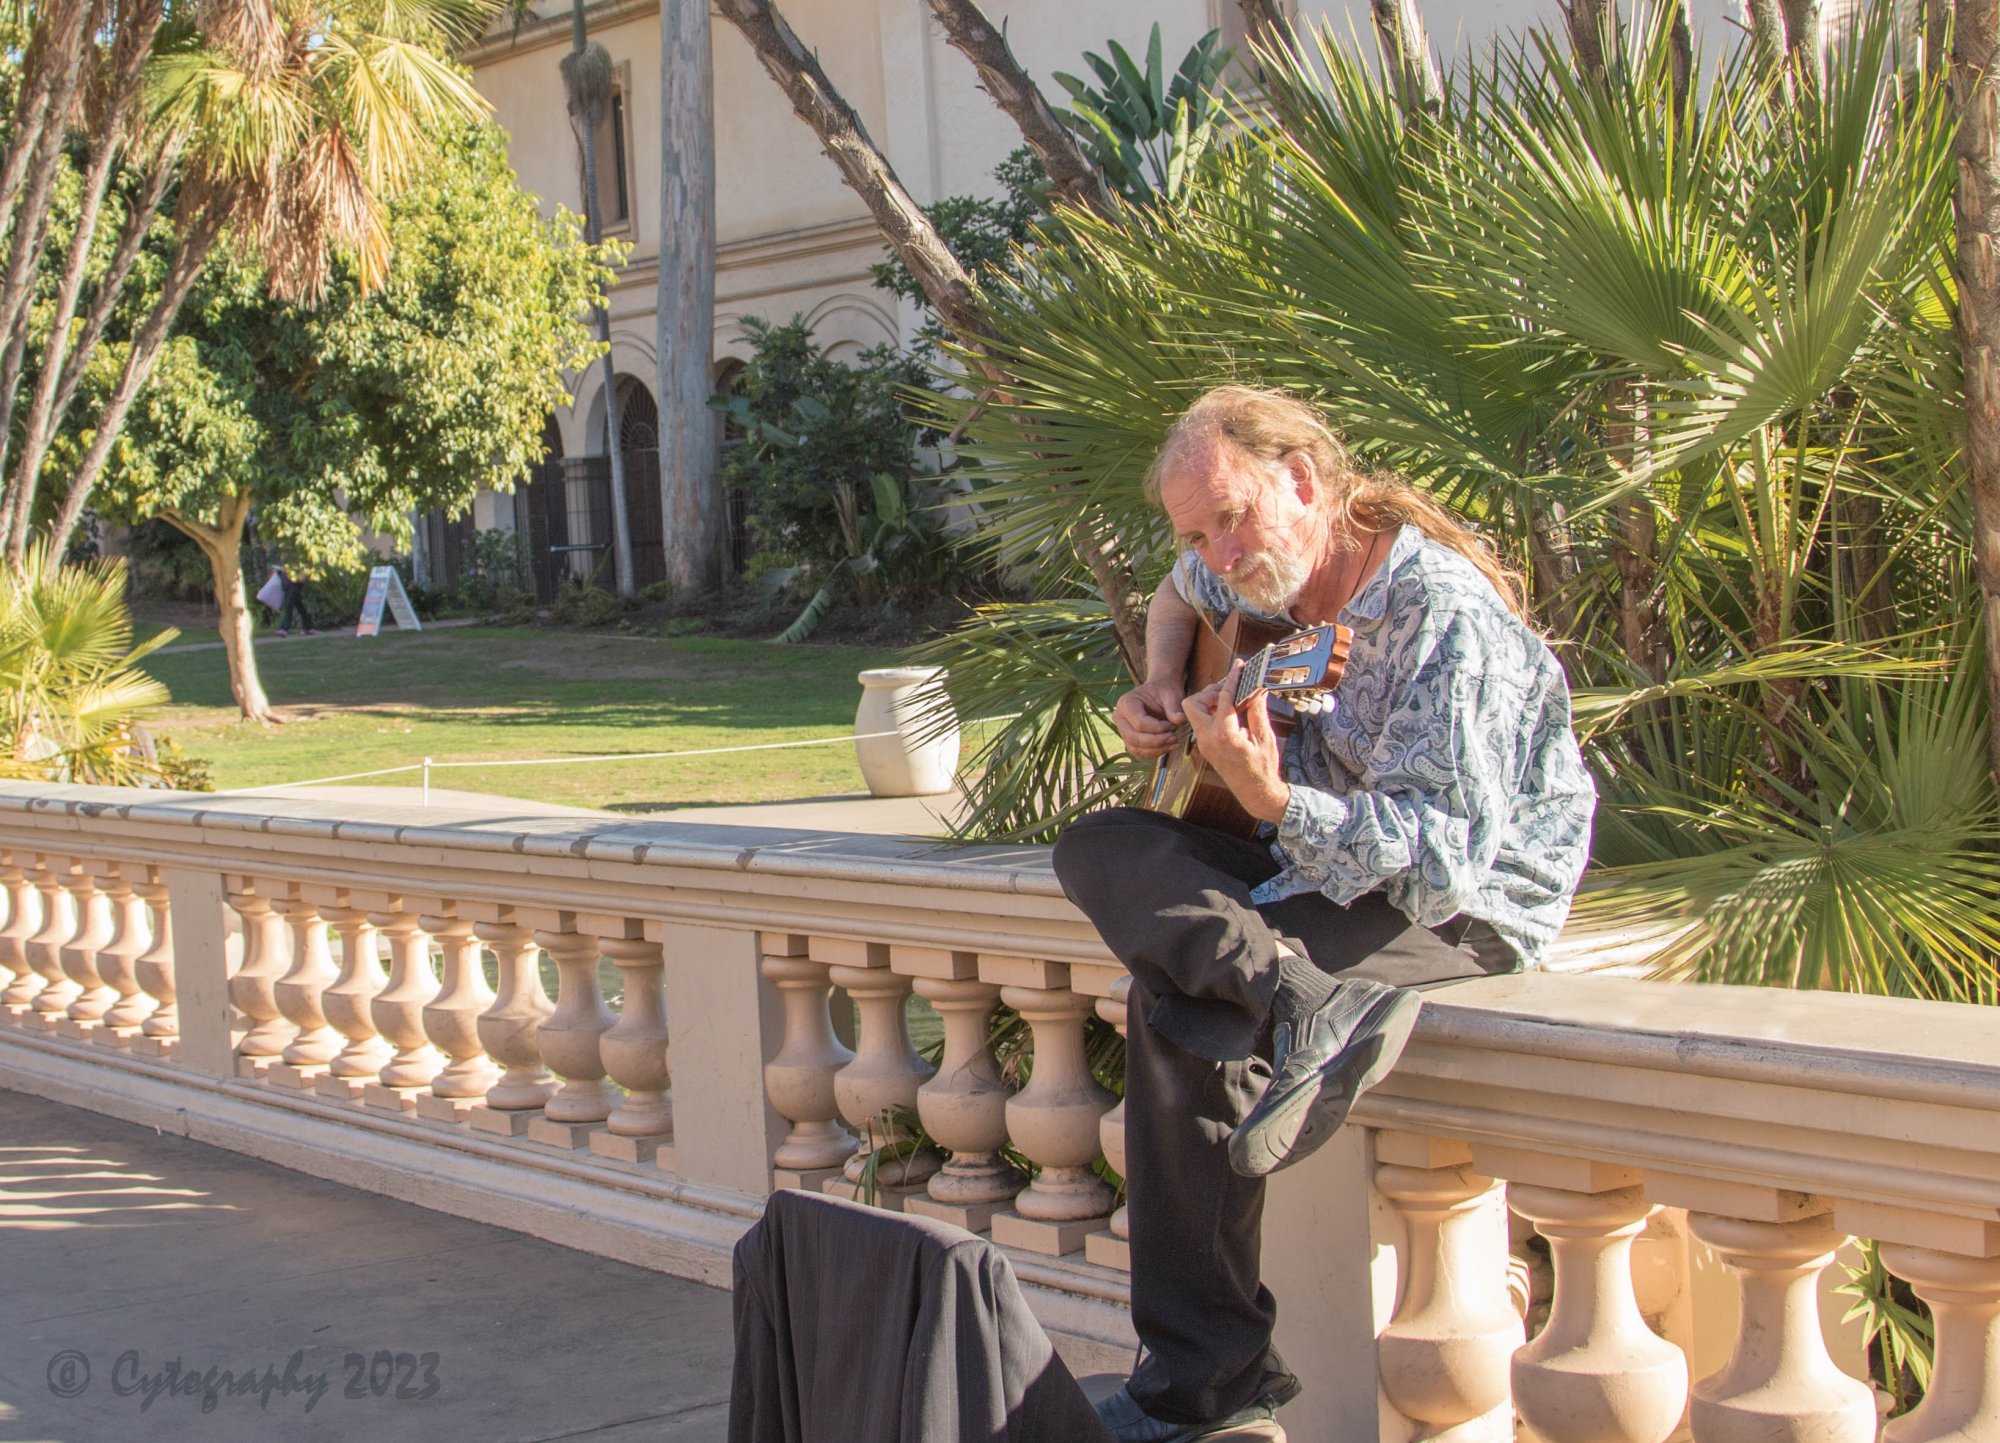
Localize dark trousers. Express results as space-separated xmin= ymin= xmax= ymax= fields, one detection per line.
xmin=278 ymin=580 xmax=313 ymax=632
xmin=1051 ymin=807 xmax=1509 ymax=1425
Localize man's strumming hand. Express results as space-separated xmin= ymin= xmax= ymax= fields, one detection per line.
xmin=1182 ymin=661 xmax=1291 ymax=824
xmin=1112 ymin=678 xmax=1188 ymax=760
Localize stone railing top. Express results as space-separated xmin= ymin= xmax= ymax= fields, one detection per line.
xmin=1 ymin=781 xmax=1063 ymax=894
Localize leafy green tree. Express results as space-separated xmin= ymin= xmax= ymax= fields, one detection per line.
xmin=715 ymin=315 xmax=964 ymax=640
xmin=87 ymin=121 xmax=612 ymax=720
xmin=0 ymin=0 xmax=500 ymax=579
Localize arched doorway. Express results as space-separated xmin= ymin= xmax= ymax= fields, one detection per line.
xmin=615 ymin=376 xmax=666 ymax=588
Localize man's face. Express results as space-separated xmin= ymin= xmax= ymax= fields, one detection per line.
xmin=1160 ymin=441 xmax=1317 ymax=614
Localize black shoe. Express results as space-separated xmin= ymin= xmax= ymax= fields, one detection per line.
xmin=1093 ymin=1385 xmax=1286 ymax=1442
xmin=1228 ymin=979 xmax=1422 ymax=1178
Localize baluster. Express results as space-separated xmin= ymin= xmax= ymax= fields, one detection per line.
xmin=991 ymin=982 xmax=1114 ymax=1257
xmin=363 ymin=907 xmax=440 ymax=1113
xmin=0 ymin=853 xmax=42 ymax=1016
xmin=93 ymin=867 xmax=155 ymax=1045
xmin=23 ymin=859 xmax=81 ymax=1029
xmin=132 ymin=872 xmax=179 ymax=1056
xmin=1510 ymin=1183 xmax=1689 ymax=1443
xmin=590 ymin=931 xmax=672 ymax=1165
xmin=1375 ymin=1138 xmax=1524 ymax=1442
xmin=468 ymin=915 xmax=555 ymax=1135
xmin=269 ymin=890 xmax=341 ymax=1087
xmin=1685 ymin=1210 xmax=1876 ymax=1443
xmin=314 ymin=902 xmax=389 ymax=1100
xmin=826 ymin=944 xmax=938 ymax=1208
xmin=55 ymin=865 xmax=116 ymax=1036
xmin=411 ymin=911 xmax=501 ymax=1124
xmin=526 ymin=923 xmax=617 ymax=1148
xmin=1880 ymin=1244 xmax=2000 ymax=1443
xmin=907 ymin=972 xmax=1019 ymax=1232
xmin=1084 ymin=979 xmax=1131 ymax=1271
xmin=226 ymin=880 xmax=295 ymax=1071
xmin=760 ymin=934 xmax=857 ymax=1189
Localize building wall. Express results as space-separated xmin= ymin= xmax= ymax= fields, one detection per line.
xmin=461 ymin=0 xmax=1749 ymax=549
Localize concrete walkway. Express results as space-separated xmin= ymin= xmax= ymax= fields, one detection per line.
xmin=0 ymin=1091 xmax=736 ymax=1443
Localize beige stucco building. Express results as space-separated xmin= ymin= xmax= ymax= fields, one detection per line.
xmin=438 ymin=0 xmax=1616 ymax=591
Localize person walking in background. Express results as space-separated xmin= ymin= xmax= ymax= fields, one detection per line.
xmin=273 ymin=564 xmax=316 ymax=638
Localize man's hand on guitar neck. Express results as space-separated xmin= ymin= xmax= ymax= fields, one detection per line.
xmin=1183 ymin=659 xmax=1292 ymax=826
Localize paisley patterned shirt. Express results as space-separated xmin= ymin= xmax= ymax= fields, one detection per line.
xmin=1172 ymin=525 xmax=1595 ymax=967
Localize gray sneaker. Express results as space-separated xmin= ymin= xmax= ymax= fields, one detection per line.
xmin=1227 ymin=979 xmax=1422 ymax=1178
xmin=1093 ymin=1385 xmax=1286 ymax=1442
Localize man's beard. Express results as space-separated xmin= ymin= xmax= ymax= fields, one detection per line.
xmin=1223 ymin=543 xmax=1313 ymax=614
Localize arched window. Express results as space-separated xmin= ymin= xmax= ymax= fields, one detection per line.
xmin=616 ymin=375 xmax=658 ymax=455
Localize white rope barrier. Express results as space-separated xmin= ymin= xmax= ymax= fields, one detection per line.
xmin=216 ymin=712 xmax=1016 ymax=806
xmin=220 ymin=728 xmax=909 ymax=805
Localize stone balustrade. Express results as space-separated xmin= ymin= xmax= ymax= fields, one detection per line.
xmin=0 ymin=782 xmax=1992 ymax=1443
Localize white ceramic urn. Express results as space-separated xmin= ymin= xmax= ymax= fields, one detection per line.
xmin=854 ymin=666 xmax=959 ymax=797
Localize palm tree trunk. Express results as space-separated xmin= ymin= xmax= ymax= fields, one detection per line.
xmin=169 ymin=496 xmax=275 ymax=723
xmin=1608 ymin=380 xmax=1668 ymax=685
xmin=567 ymin=3 xmax=637 ymax=596
xmin=713 ymin=0 xmax=987 ymax=342
xmin=658 ymin=0 xmax=721 ymax=590
xmin=921 ymin=0 xmax=1113 ymax=214
xmin=712 ymin=0 xmax=1148 ymax=677
xmin=1954 ymin=0 xmax=2000 ymax=782
xmin=35 ymin=209 xmax=228 ymax=568
xmin=1371 ymin=0 xmax=1445 ymax=115
xmin=0 ymin=12 xmax=160 ymax=558
xmin=1562 ymin=0 xmax=1612 ymax=80
xmin=0 ymin=1 xmax=95 ymax=255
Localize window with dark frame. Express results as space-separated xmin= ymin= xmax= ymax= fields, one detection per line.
xmin=588 ymin=88 xmax=631 ymax=229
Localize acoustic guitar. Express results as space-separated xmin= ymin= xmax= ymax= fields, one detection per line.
xmin=1142 ymin=612 xmax=1353 ymax=838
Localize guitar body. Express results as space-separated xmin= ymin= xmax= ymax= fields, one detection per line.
xmin=1145 ymin=612 xmax=1305 ymax=839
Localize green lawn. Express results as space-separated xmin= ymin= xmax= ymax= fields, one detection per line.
xmin=142 ymin=625 xmax=903 ymax=812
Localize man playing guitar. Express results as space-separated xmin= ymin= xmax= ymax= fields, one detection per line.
xmin=1054 ymin=386 xmax=1595 ymax=1443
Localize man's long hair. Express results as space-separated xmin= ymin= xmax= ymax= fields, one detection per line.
xmin=1145 ymin=385 xmax=1529 ymax=619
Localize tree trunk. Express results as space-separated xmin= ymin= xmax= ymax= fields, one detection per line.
xmin=921 ymin=0 xmax=1113 ymax=214
xmin=1 ymin=10 xmax=160 ymax=557
xmin=1745 ymin=0 xmax=1789 ymax=71
xmin=568 ymin=3 xmax=636 ymax=596
xmin=1955 ymin=0 xmax=2000 ymax=783
xmin=711 ymin=0 xmax=1148 ymax=676
xmin=1561 ymin=0 xmax=1612 ymax=80
xmin=712 ymin=0 xmax=987 ymax=343
xmin=658 ymin=0 xmax=722 ymax=591
xmin=1235 ymin=0 xmax=1292 ymax=50
xmin=36 ymin=209 xmax=227 ymax=567
xmin=170 ymin=497 xmax=274 ymax=723
xmin=1607 ymin=380 xmax=1668 ymax=686
xmin=1370 ymin=0 xmax=1444 ymax=115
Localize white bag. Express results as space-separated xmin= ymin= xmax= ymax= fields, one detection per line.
xmin=254 ymin=570 xmax=284 ymax=610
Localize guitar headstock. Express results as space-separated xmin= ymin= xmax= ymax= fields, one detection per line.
xmin=1239 ymin=623 xmax=1353 ymax=715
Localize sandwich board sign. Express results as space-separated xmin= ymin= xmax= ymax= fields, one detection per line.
xmin=355 ymin=566 xmax=421 ymax=638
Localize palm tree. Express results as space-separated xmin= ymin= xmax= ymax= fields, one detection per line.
xmin=0 ymin=0 xmax=502 ymax=720
xmin=924 ymin=6 xmax=1995 ymax=1006
xmin=0 ymin=543 xmax=177 ymax=786
xmin=557 ymin=1 xmax=636 ymax=595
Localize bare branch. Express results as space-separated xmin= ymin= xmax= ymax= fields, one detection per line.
xmin=712 ymin=0 xmax=987 ymax=343
xmin=1371 ymin=0 xmax=1444 ymax=115
xmin=922 ymin=0 xmax=1113 ymax=214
